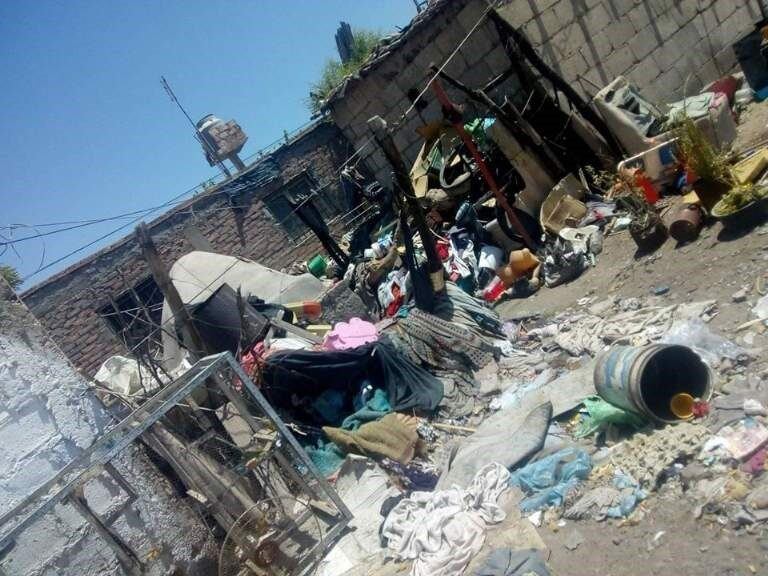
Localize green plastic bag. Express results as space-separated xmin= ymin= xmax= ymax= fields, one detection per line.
xmin=575 ymin=395 xmax=647 ymax=438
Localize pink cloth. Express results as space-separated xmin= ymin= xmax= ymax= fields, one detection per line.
xmin=323 ymin=317 xmax=378 ymax=350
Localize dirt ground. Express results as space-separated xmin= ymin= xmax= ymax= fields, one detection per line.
xmin=495 ymin=101 xmax=768 ymax=576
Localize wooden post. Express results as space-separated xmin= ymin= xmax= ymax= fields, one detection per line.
xmin=367 ymin=115 xmax=445 ymax=295
xmin=135 ymin=222 xmax=207 ymax=359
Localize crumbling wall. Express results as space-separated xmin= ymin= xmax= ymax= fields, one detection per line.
xmin=22 ymin=120 xmax=351 ymax=377
xmin=328 ymin=0 xmax=760 ymax=186
xmin=0 ymin=279 xmax=217 ymax=575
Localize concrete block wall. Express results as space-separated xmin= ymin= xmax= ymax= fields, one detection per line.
xmin=0 ymin=280 xmax=217 ymax=575
xmin=21 ymin=120 xmax=352 ymax=377
xmin=505 ymin=0 xmax=762 ymax=104
xmin=327 ymin=0 xmax=761 ymax=187
xmin=328 ymin=0 xmax=525 ymax=189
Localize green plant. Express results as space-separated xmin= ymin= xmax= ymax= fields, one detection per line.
xmin=714 ymin=183 xmax=768 ymax=215
xmin=675 ymin=116 xmax=733 ymax=184
xmin=0 ymin=264 xmax=22 ymax=289
xmin=585 ymin=165 xmax=643 ymax=198
xmin=307 ymin=28 xmax=383 ymax=114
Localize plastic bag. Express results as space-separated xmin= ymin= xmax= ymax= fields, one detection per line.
xmin=575 ymin=396 xmax=647 ymax=438
xmin=662 ymin=318 xmax=744 ymax=365
xmin=508 ymin=447 xmax=592 ymax=513
xmin=606 ymin=470 xmax=647 ymax=518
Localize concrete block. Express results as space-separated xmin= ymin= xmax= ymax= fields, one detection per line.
xmin=549 ymin=21 xmax=588 ymax=59
xmin=651 ymin=44 xmax=683 ymax=73
xmin=457 ymin=1 xmax=488 ymax=35
xmin=538 ymin=7 xmax=564 ymax=39
xmin=655 ymin=65 xmax=685 ymax=96
xmin=552 ymin=0 xmax=576 ymax=28
xmin=560 ymin=50 xmax=591 ymax=81
xmin=532 ymin=0 xmax=560 ymax=14
xmin=634 ymin=57 xmax=665 ymax=90
xmin=605 ymin=17 xmax=636 ymax=48
xmin=466 ymin=26 xmax=498 ymax=61
xmin=627 ymin=3 xmax=651 ymax=33
xmin=698 ymin=57 xmax=725 ymax=85
xmin=628 ymin=25 xmax=657 ymax=61
xmin=713 ymin=45 xmax=738 ymax=74
xmin=721 ymin=6 xmax=757 ymax=44
xmin=654 ymin=13 xmax=681 ymax=41
xmin=698 ymin=6 xmax=719 ymax=33
xmin=669 ymin=0 xmax=699 ymax=26
xmin=523 ymin=17 xmax=548 ymax=46
xmin=495 ymin=0 xmax=536 ymax=27
xmin=678 ymin=19 xmax=706 ymax=51
xmin=435 ymin=23 xmax=468 ymax=58
xmin=713 ymin=0 xmax=737 ymax=24
xmin=604 ymin=0 xmax=637 ymax=18
xmin=485 ymin=45 xmax=511 ymax=75
xmin=604 ymin=44 xmax=636 ymax=78
xmin=463 ymin=58 xmax=495 ymax=88
xmin=585 ymin=2 xmax=613 ymax=32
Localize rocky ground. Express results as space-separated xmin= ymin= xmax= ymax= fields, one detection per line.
xmin=495 ymin=101 xmax=768 ymax=576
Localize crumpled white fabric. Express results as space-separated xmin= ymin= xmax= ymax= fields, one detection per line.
xmin=381 ymin=462 xmax=509 ymax=576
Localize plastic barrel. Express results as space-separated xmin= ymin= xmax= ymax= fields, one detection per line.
xmin=594 ymin=344 xmax=712 ymax=424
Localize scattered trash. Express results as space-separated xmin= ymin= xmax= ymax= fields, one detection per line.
xmin=565 ymin=469 xmax=647 ymax=521
xmin=563 ymin=529 xmax=585 ymax=551
xmin=594 ymin=344 xmax=712 ymax=423
xmin=527 ymin=510 xmax=543 ymax=527
xmin=718 ymin=419 xmax=768 ymax=460
xmin=744 ymin=399 xmax=767 ymax=416
xmin=732 ymin=287 xmax=749 ymax=303
xmin=651 ymin=285 xmax=670 ymax=296
xmin=472 ymin=548 xmax=551 ymax=576
xmin=574 ymin=396 xmax=647 ymax=438
xmin=382 ymin=463 xmax=509 ymax=576
xmin=508 ymin=447 xmax=592 ymax=513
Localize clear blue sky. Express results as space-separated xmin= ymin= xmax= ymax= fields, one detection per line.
xmin=0 ymin=1 xmax=416 ymax=289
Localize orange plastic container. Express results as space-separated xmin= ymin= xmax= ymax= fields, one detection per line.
xmin=285 ymin=301 xmax=322 ymax=319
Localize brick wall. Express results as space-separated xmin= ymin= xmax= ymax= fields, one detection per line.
xmin=327 ymin=0 xmax=761 ymax=186
xmin=21 ymin=120 xmax=354 ymax=377
xmin=0 ymin=279 xmax=216 ymax=575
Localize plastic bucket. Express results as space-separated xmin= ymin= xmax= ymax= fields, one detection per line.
xmin=307 ymin=255 xmax=327 ymax=278
xmin=594 ymin=344 xmax=712 ymax=424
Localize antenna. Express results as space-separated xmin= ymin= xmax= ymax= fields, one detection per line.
xmin=161 ymin=76 xmax=232 ymax=178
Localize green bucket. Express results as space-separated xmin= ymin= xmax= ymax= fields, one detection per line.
xmin=307 ymin=255 xmax=327 ymax=278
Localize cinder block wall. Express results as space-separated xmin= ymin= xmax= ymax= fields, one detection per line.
xmin=22 ymin=120 xmax=353 ymax=377
xmin=506 ymin=0 xmax=761 ymax=104
xmin=0 ymin=279 xmax=217 ymax=575
xmin=328 ymin=0 xmax=761 ymax=186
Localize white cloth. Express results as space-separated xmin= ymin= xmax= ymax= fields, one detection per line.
xmin=382 ymin=462 xmax=509 ymax=576
xmin=317 ymin=456 xmax=399 ymax=576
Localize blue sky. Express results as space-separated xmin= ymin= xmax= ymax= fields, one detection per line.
xmin=0 ymin=1 xmax=415 ymax=288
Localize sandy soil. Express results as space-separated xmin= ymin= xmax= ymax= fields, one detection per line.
xmin=494 ymin=101 xmax=768 ymax=576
